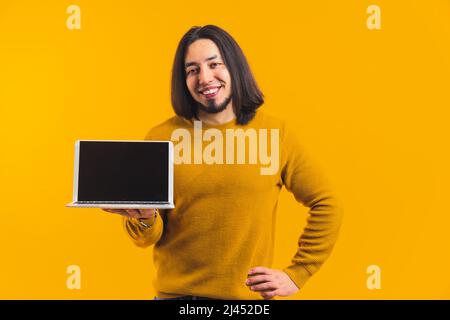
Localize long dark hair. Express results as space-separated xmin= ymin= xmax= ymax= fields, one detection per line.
xmin=171 ymin=25 xmax=264 ymax=125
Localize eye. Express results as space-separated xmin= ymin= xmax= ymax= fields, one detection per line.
xmin=210 ymin=62 xmax=221 ymax=68
xmin=186 ymin=68 xmax=198 ymax=76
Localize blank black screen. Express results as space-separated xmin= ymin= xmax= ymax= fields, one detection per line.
xmin=77 ymin=141 xmax=169 ymax=202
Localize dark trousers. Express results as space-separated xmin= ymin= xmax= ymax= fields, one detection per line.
xmin=153 ymin=295 xmax=217 ymax=300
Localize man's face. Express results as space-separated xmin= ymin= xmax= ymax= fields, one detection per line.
xmin=184 ymin=39 xmax=232 ymax=114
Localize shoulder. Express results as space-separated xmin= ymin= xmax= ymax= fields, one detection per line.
xmin=251 ymin=110 xmax=286 ymax=130
xmin=251 ymin=110 xmax=293 ymax=144
xmin=145 ymin=115 xmax=189 ymax=140
xmin=253 ymin=111 xmax=308 ymax=155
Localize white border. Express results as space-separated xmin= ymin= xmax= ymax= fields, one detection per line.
xmin=72 ymin=140 xmax=80 ymax=203
xmin=67 ymin=140 xmax=174 ymax=209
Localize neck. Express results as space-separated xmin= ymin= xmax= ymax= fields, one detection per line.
xmin=197 ymin=103 xmax=235 ymax=125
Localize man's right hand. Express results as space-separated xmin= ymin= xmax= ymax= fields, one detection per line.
xmin=101 ymin=208 xmax=158 ymax=220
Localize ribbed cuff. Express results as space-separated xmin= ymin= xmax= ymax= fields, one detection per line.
xmin=282 ymin=264 xmax=313 ymax=290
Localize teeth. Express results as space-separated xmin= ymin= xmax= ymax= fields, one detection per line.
xmin=203 ymin=87 xmax=219 ymax=95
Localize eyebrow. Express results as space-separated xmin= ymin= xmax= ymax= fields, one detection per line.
xmin=185 ymin=55 xmax=219 ymax=69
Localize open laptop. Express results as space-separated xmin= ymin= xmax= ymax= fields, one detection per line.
xmin=66 ymin=140 xmax=174 ymax=209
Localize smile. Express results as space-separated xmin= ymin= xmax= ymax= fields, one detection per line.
xmin=199 ymin=86 xmax=221 ymax=99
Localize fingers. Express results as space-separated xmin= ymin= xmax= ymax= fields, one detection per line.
xmin=246 ymin=267 xmax=280 ymax=299
xmin=125 ymin=209 xmax=142 ymax=219
xmin=248 ymin=281 xmax=278 ymax=292
xmin=247 ymin=274 xmax=277 ymax=294
xmin=247 ymin=277 xmax=279 ymax=299
xmin=138 ymin=209 xmax=158 ymax=217
xmin=102 ymin=209 xmax=128 ymax=215
xmin=248 ymin=266 xmax=273 ymax=276
xmin=101 ymin=208 xmax=139 ymax=218
xmin=260 ymin=290 xmax=279 ymax=300
xmin=246 ymin=274 xmax=272 ymax=286
xmin=246 ymin=269 xmax=300 ymax=299
xmin=102 ymin=208 xmax=157 ymax=219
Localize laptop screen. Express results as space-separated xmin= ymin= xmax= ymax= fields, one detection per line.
xmin=77 ymin=141 xmax=169 ymax=202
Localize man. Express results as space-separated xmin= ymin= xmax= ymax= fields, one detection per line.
xmin=103 ymin=25 xmax=343 ymax=300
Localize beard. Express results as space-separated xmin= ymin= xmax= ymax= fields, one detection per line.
xmin=197 ymin=93 xmax=232 ymax=114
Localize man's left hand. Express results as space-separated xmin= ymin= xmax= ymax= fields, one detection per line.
xmin=246 ymin=266 xmax=299 ymax=299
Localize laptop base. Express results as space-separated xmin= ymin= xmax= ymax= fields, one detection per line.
xmin=66 ymin=203 xmax=174 ymax=209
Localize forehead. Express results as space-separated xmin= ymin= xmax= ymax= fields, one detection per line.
xmin=185 ymin=39 xmax=222 ymax=63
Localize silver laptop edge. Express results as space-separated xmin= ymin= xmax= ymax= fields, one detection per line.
xmin=67 ymin=140 xmax=174 ymax=209
xmin=72 ymin=140 xmax=80 ymax=204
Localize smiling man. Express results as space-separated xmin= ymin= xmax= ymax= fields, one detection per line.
xmin=103 ymin=25 xmax=343 ymax=300
xmin=185 ymin=40 xmax=233 ymax=117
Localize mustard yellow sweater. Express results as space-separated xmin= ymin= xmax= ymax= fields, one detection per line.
xmin=123 ymin=111 xmax=343 ymax=300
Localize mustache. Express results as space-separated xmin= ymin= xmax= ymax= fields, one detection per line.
xmin=197 ymin=81 xmax=226 ymax=92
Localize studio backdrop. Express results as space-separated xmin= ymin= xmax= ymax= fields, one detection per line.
xmin=0 ymin=0 xmax=449 ymax=299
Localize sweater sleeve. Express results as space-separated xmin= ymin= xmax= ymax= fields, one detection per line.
xmin=123 ymin=213 xmax=164 ymax=248
xmin=280 ymin=122 xmax=344 ymax=290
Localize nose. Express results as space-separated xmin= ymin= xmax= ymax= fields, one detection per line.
xmin=198 ymin=66 xmax=214 ymax=86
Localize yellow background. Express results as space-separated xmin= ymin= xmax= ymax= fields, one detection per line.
xmin=1 ymin=0 xmax=449 ymax=299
